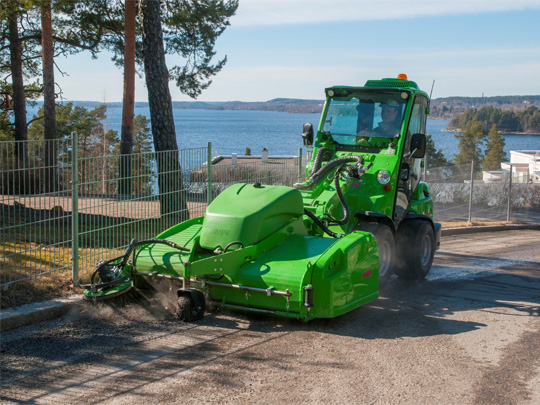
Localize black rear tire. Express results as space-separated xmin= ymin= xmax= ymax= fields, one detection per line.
xmin=354 ymin=222 xmax=395 ymax=286
xmin=394 ymin=220 xmax=435 ymax=280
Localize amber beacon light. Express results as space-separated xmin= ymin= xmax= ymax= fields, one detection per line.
xmin=397 ymin=73 xmax=408 ymax=80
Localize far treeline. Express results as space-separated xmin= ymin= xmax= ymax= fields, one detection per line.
xmin=429 ymin=95 xmax=540 ymax=119
xmin=448 ymin=105 xmax=540 ymax=134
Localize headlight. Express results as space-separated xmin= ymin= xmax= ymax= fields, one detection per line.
xmin=377 ymin=170 xmax=391 ymax=184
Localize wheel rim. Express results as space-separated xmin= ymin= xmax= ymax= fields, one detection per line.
xmin=420 ymin=233 xmax=433 ymax=267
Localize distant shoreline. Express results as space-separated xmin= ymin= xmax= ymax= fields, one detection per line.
xmin=500 ymin=132 xmax=540 ymax=136
xmin=28 ymin=96 xmax=540 ymax=120
xmin=444 ymin=128 xmax=540 ymax=136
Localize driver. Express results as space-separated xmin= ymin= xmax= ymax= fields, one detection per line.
xmin=373 ymin=103 xmax=402 ymax=137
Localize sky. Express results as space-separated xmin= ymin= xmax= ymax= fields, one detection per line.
xmin=57 ymin=0 xmax=540 ymax=102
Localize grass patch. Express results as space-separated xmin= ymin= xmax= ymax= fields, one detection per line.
xmin=1 ymin=242 xmax=122 ymax=309
xmin=1 ymin=269 xmax=78 ymax=309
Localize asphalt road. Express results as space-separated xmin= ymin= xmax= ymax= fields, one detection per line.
xmin=1 ymin=230 xmax=539 ymax=404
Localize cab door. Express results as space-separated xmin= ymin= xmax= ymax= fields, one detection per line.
xmin=394 ymin=96 xmax=428 ymax=224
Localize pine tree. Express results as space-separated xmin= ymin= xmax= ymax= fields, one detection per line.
xmin=2 ymin=0 xmax=110 ymax=188
xmin=41 ymin=0 xmax=56 ymax=192
xmin=114 ymin=114 xmax=154 ymax=196
xmin=425 ymin=134 xmax=449 ymax=168
xmin=454 ymin=121 xmax=486 ymax=172
xmin=0 ymin=1 xmax=41 ymax=167
xmin=164 ymin=0 xmax=239 ymax=99
xmin=482 ymin=124 xmax=507 ymax=171
xmin=138 ymin=0 xmax=237 ymax=221
xmin=119 ymin=0 xmax=137 ymax=198
xmin=140 ymin=0 xmax=185 ymax=222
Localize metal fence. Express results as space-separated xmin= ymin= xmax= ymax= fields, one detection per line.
xmin=2 ymin=139 xmax=540 ymax=288
xmin=1 ymin=138 xmax=74 ymax=287
xmin=426 ymin=162 xmax=540 ymax=224
xmin=1 ymin=136 xmax=304 ymax=288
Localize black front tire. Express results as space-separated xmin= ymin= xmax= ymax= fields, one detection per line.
xmin=355 ymin=223 xmax=395 ymax=286
xmin=177 ymin=290 xmax=206 ymax=321
xmin=394 ymin=220 xmax=435 ymax=280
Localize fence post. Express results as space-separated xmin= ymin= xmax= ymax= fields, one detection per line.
xmin=507 ymin=164 xmax=513 ymax=222
xmin=71 ymin=132 xmax=80 ymax=286
xmin=298 ymin=147 xmax=303 ymax=183
xmin=207 ymin=142 xmax=213 ymax=205
xmin=468 ymin=160 xmax=474 ymax=223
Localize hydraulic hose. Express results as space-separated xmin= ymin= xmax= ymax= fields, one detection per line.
xmin=332 ymin=164 xmax=350 ymax=225
xmin=294 ymin=155 xmax=364 ymax=190
xmin=329 ymin=161 xmax=374 ymax=226
xmin=302 ymin=159 xmax=374 ymax=234
xmin=310 ymin=147 xmax=333 ymax=176
xmin=304 ymin=208 xmax=340 ymax=238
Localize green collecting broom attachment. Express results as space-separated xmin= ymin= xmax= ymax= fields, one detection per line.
xmin=83 ymin=181 xmax=380 ymax=321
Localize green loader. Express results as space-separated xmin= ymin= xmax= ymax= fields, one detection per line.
xmin=82 ymin=74 xmax=441 ymax=321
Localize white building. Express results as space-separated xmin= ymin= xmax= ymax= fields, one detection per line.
xmin=482 ymin=170 xmax=504 ymax=183
xmin=500 ymin=150 xmax=540 ymax=183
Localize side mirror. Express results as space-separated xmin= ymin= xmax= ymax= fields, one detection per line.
xmin=411 ymin=133 xmax=426 ymax=158
xmin=302 ymin=123 xmax=314 ymax=147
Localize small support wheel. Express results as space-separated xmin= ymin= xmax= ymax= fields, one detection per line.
xmin=176 ymin=290 xmax=206 ymax=321
xmin=394 ymin=220 xmax=436 ymax=280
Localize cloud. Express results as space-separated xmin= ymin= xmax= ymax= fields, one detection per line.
xmin=232 ymin=0 xmax=540 ymax=26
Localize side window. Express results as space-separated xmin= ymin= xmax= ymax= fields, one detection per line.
xmin=404 ymin=96 xmax=427 ymax=155
xmin=408 ymin=97 xmax=427 ymax=135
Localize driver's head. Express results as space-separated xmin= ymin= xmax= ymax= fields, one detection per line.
xmin=381 ymin=104 xmax=400 ymax=122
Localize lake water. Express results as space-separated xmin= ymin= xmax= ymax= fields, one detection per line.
xmin=27 ymin=105 xmax=540 ymax=159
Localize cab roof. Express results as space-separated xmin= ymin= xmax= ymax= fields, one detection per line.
xmin=364 ymin=77 xmax=419 ymax=89
xmin=325 ymin=76 xmax=427 ymax=98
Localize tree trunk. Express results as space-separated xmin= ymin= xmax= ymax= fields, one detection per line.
xmin=140 ymin=0 xmax=187 ymax=224
xmin=118 ymin=0 xmax=136 ymax=199
xmin=8 ymin=6 xmax=29 ymax=171
xmin=42 ymin=1 xmax=57 ymax=193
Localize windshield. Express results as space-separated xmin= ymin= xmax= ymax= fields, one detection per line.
xmin=322 ymin=91 xmax=407 ymax=147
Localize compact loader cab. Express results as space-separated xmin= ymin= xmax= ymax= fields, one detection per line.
xmin=298 ymin=74 xmax=441 ymax=284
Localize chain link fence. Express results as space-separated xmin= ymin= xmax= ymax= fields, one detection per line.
xmin=426 ymin=163 xmax=540 ymax=224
